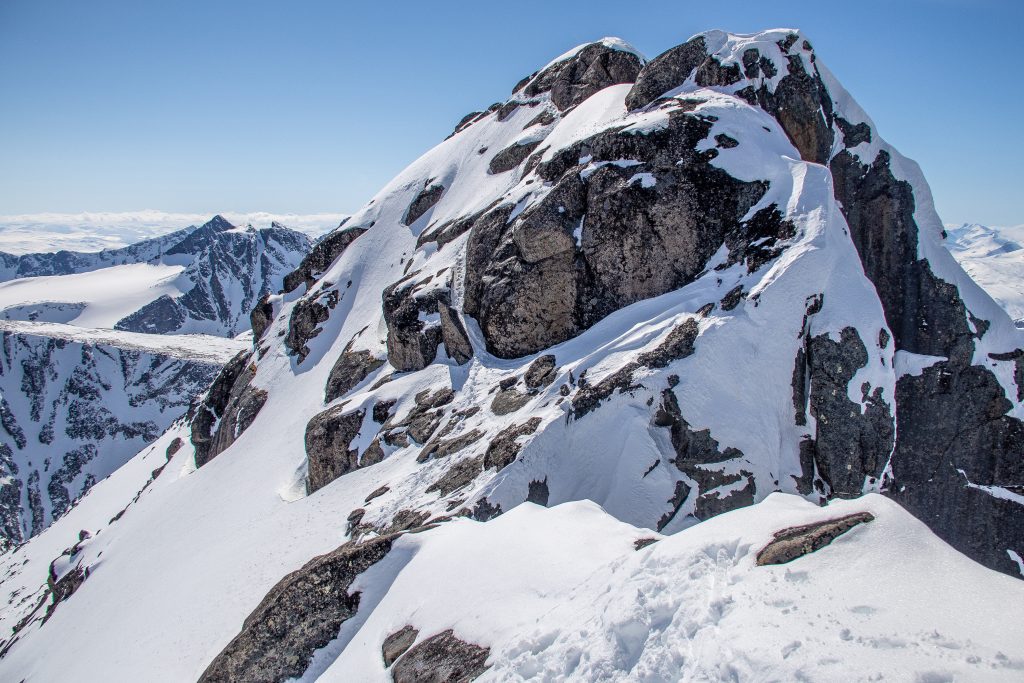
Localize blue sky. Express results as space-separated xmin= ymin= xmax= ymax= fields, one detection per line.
xmin=1 ymin=0 xmax=1021 ymax=226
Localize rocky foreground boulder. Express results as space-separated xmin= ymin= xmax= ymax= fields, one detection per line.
xmin=1 ymin=29 xmax=1022 ymax=683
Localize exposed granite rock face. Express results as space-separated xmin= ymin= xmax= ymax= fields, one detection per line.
xmin=283 ymin=226 xmax=366 ymax=294
xmin=756 ymin=512 xmax=874 ymax=565
xmin=517 ymin=42 xmax=643 ymax=112
xmin=390 ymin=629 xmax=490 ymax=683
xmin=465 ymin=110 xmax=764 ymax=359
xmin=524 ymin=355 xmax=557 ymax=389
xmin=624 ymin=36 xmax=707 ymax=110
xmin=191 ymin=351 xmax=267 ymax=468
xmin=383 ymin=626 xmax=419 ymax=668
xmin=324 ymin=348 xmax=385 ymax=403
xmin=199 ymin=534 xmax=396 ymax=683
xmin=383 ymin=276 xmax=472 ymax=372
xmin=115 ymin=295 xmax=186 ymax=334
xmin=305 ymin=407 xmax=365 ymax=494
xmin=404 ymin=184 xmax=445 ymax=226
xmin=804 ymin=327 xmax=894 ymax=497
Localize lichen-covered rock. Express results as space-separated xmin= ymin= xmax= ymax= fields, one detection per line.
xmin=390 ymin=629 xmax=490 ymax=683
xmin=483 ymin=418 xmax=542 ymax=471
xmin=523 ymin=354 xmax=557 ymax=389
xmin=488 ymin=141 xmax=541 ymax=175
xmin=517 ymin=41 xmax=643 ymax=112
xmin=199 ymin=534 xmax=396 ymax=683
xmin=756 ymin=512 xmax=874 ymax=565
xmin=305 ymin=407 xmax=365 ymax=494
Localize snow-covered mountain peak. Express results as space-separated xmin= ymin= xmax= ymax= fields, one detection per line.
xmin=1 ymin=27 xmax=1022 ymax=681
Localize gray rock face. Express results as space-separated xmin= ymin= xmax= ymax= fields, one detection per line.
xmin=404 ymin=184 xmax=445 ymax=226
xmin=285 ymin=289 xmax=338 ymax=361
xmin=523 ymin=355 xmax=557 ymax=390
xmin=830 ymin=131 xmax=1024 ymax=575
xmin=191 ymin=351 xmax=267 ymax=468
xmin=488 ymin=141 xmax=542 ymax=175
xmin=803 ymin=327 xmax=894 ymax=497
xmin=624 ymin=37 xmax=707 ymax=110
xmin=383 ymin=626 xmax=419 ymax=667
xmin=324 ymin=349 xmax=385 ymax=403
xmin=465 ymin=110 xmax=764 ymax=359
xmin=250 ymin=294 xmax=276 ymax=343
xmin=517 ymin=42 xmax=643 ymax=112
xmin=756 ymin=512 xmax=874 ymax=565
xmin=305 ymin=407 xmax=365 ymax=494
xmin=199 ymin=534 xmax=397 ymax=683
xmin=283 ymin=225 xmax=366 ymax=294
xmin=390 ymin=629 xmax=490 ymax=683
xmin=383 ymin=276 xmax=472 ymax=372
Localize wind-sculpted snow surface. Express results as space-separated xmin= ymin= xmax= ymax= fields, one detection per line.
xmin=1 ymin=27 xmax=1023 ymax=682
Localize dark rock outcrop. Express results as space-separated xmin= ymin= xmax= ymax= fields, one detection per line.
xmin=383 ymin=626 xmax=419 ymax=668
xmin=404 ymin=184 xmax=445 ymax=226
xmin=250 ymin=294 xmax=276 ymax=342
xmin=756 ymin=512 xmax=874 ymax=565
xmin=191 ymin=351 xmax=267 ymax=468
xmin=465 ymin=109 xmax=764 ymax=359
xmin=199 ymin=534 xmax=397 ymax=683
xmin=804 ymin=327 xmax=894 ymax=497
xmin=283 ymin=226 xmax=366 ymax=294
xmin=517 ymin=42 xmax=643 ymax=112
xmin=488 ymin=141 xmax=542 ymax=175
xmin=325 ymin=349 xmax=385 ymax=403
xmin=390 ymin=629 xmax=490 ymax=683
xmin=483 ymin=418 xmax=542 ymax=472
xmin=625 ymin=37 xmax=707 ymax=110
xmin=305 ymin=407 xmax=365 ymax=494
xmin=383 ymin=277 xmax=472 ymax=372
xmin=524 ymin=354 xmax=558 ymax=389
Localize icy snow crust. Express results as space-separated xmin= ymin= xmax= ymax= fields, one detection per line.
xmin=1 ymin=28 xmax=1023 ymax=681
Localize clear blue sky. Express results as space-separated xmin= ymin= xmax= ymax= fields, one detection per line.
xmin=1 ymin=0 xmax=1021 ymax=226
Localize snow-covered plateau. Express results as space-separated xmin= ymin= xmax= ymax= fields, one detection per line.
xmin=0 ymin=27 xmax=1022 ymax=683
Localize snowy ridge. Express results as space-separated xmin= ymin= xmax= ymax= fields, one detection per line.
xmin=0 ymin=320 xmax=248 ymax=364
xmin=0 ymin=27 xmax=1022 ymax=681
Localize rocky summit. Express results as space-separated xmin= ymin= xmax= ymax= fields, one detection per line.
xmin=0 ymin=29 xmax=1022 ymax=683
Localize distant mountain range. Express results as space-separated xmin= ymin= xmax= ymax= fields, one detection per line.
xmin=0 ymin=215 xmax=313 ymax=337
xmin=945 ymin=223 xmax=1024 ymax=326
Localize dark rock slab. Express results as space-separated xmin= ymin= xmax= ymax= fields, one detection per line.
xmin=283 ymin=226 xmax=366 ymax=294
xmin=625 ymin=37 xmax=707 ymax=110
xmin=305 ymin=407 xmax=365 ymax=494
xmin=325 ymin=349 xmax=385 ymax=403
xmin=198 ymin=534 xmax=396 ymax=683
xmin=519 ymin=42 xmax=643 ymax=112
xmin=404 ymin=184 xmax=445 ymax=227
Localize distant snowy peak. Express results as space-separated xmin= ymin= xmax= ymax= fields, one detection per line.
xmin=945 ymin=222 xmax=1024 ymax=326
xmin=0 ymin=215 xmax=312 ymax=337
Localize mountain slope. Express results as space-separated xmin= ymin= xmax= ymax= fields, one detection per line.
xmin=1 ymin=28 xmax=1022 ymax=681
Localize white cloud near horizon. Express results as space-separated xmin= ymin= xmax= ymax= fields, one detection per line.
xmin=0 ymin=210 xmax=347 ymax=255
